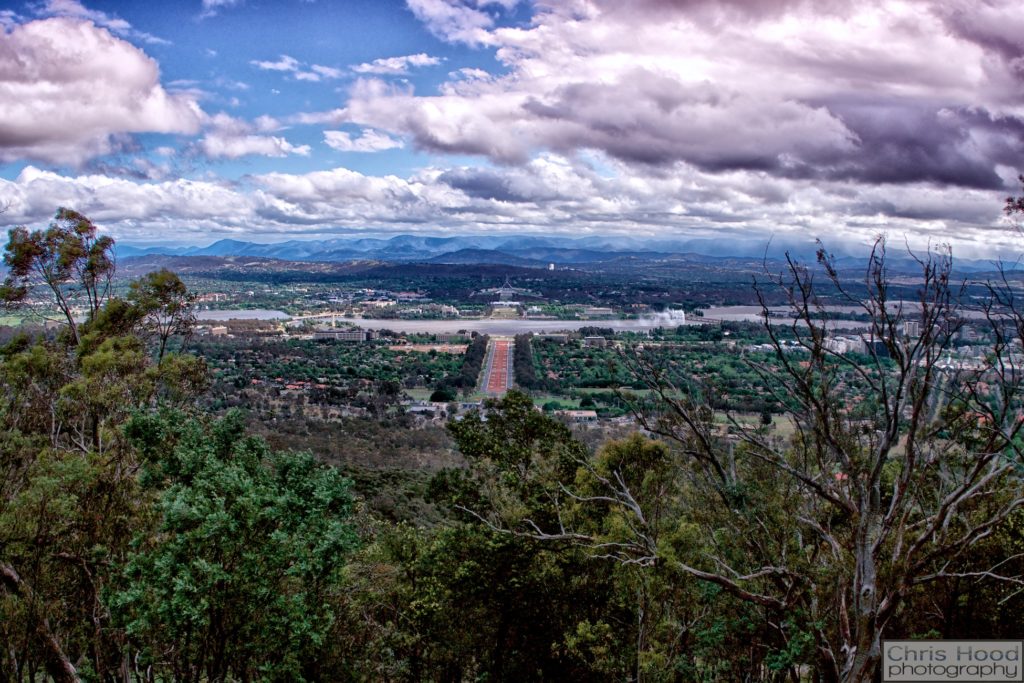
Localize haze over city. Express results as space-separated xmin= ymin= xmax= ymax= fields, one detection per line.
xmin=1 ymin=0 xmax=1022 ymax=255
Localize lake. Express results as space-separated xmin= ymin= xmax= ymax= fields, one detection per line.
xmin=194 ymin=306 xmax=881 ymax=333
xmin=196 ymin=309 xmax=290 ymax=321
xmin=344 ymin=311 xmax=705 ymax=335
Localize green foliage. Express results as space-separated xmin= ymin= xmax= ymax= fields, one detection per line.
xmin=455 ymin=333 xmax=488 ymax=390
xmin=113 ymin=410 xmax=358 ymax=682
xmin=428 ymin=387 xmax=456 ymax=402
xmin=443 ymin=397 xmax=790 ymax=680
xmin=192 ymin=335 xmax=471 ymax=402
xmin=0 ymin=212 xmax=212 ymax=680
xmin=128 ymin=268 xmax=196 ymax=361
xmin=449 ymin=390 xmax=586 ymax=474
xmin=341 ymin=521 xmax=632 ymax=682
xmin=513 ymin=333 xmax=541 ymax=389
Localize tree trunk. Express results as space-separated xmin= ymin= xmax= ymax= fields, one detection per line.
xmin=0 ymin=562 xmax=80 ymax=683
xmin=845 ymin=505 xmax=882 ymax=682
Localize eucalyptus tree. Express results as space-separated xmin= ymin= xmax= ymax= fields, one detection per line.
xmin=128 ymin=268 xmax=196 ymax=363
xmin=1 ymin=209 xmax=115 ymax=345
xmin=0 ymin=211 xmax=206 ymax=682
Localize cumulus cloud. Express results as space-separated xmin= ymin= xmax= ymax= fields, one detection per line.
xmin=289 ymin=108 xmax=349 ymax=126
xmin=198 ymin=113 xmax=310 ymax=159
xmin=352 ymin=53 xmax=443 ymax=75
xmin=933 ymin=0 xmax=1024 ymax=63
xmin=0 ymin=17 xmax=202 ymax=166
xmin=342 ymin=0 xmax=1024 ymax=193
xmin=324 ymin=129 xmax=404 ymax=152
xmin=0 ymin=166 xmax=255 ymax=239
xmin=1 ymin=0 xmax=1020 ymax=251
xmin=406 ymin=0 xmax=498 ymax=45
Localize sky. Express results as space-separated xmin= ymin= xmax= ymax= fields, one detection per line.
xmin=0 ymin=0 xmax=1022 ymax=255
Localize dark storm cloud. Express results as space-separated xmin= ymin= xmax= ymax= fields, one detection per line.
xmin=936 ymin=2 xmax=1024 ymax=67
xmin=438 ymin=168 xmax=529 ymax=202
xmin=810 ymin=104 xmax=1024 ymax=189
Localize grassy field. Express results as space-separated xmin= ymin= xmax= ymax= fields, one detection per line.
xmin=405 ymin=388 xmax=435 ymax=401
xmin=530 ymin=395 xmax=580 ymax=409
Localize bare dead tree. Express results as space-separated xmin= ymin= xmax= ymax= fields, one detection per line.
xmin=467 ymin=238 xmax=1024 ymax=682
xmin=618 ymin=239 xmax=1024 ymax=681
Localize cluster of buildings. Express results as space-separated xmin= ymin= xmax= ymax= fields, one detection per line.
xmin=313 ymin=329 xmax=375 ymax=342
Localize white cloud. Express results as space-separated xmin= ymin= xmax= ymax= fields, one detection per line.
xmin=200 ymin=133 xmax=310 ymax=159
xmin=1 ymin=0 xmax=1019 ymax=252
xmin=355 ymin=0 xmax=1024 ymax=193
xmin=0 ymin=166 xmax=254 ymax=236
xmin=198 ymin=113 xmax=309 ymax=159
xmin=352 ymin=53 xmax=443 ymax=75
xmin=0 ymin=17 xmax=202 ymax=166
xmin=324 ymin=129 xmax=404 ymax=152
xmin=311 ymin=64 xmax=344 ymax=79
xmin=288 ymin=108 xmax=348 ymax=126
xmin=406 ymin=0 xmax=498 ymax=45
xmin=251 ymin=55 xmax=343 ymax=82
xmin=452 ymin=67 xmax=491 ymax=81
xmin=253 ymin=115 xmax=282 ymax=132
xmin=0 ymin=155 xmax=1015 ymax=255
xmin=251 ymin=54 xmax=301 ymax=72
xmin=200 ymin=0 xmax=243 ymax=19
xmin=35 ymin=0 xmax=169 ymax=44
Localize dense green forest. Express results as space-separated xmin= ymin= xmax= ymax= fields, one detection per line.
xmin=2 ymin=211 xmax=1024 ymax=682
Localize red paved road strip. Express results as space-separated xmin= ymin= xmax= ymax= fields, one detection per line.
xmin=484 ymin=339 xmax=513 ymax=395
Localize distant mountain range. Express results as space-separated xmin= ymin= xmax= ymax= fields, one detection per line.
xmin=115 ymin=234 xmax=1014 ymax=274
xmin=115 ymin=233 xmax=830 ymax=262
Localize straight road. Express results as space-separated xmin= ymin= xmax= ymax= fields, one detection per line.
xmin=482 ymin=337 xmax=514 ymax=395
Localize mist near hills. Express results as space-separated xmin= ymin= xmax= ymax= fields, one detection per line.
xmin=115 ymin=233 xmax=1015 ymax=274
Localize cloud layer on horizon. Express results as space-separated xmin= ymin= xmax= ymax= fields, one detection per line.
xmin=1 ymin=155 xmax=1016 ymax=257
